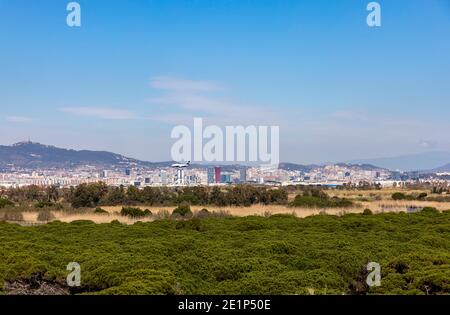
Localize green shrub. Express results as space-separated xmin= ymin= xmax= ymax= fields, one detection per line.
xmin=94 ymin=207 xmax=109 ymax=214
xmin=35 ymin=201 xmax=54 ymax=208
xmin=176 ymin=218 xmax=204 ymax=231
xmin=35 ymin=201 xmax=63 ymax=210
xmin=120 ymin=207 xmax=152 ymax=218
xmin=421 ymin=207 xmax=439 ymax=214
xmin=290 ymin=191 xmax=353 ymax=208
xmin=363 ymin=208 xmax=373 ymax=215
xmin=172 ymin=202 xmax=192 ymax=217
xmin=392 ymin=192 xmax=424 ymax=201
xmin=0 ymin=197 xmax=14 ymax=208
xmin=417 ymin=192 xmax=428 ymax=200
xmin=196 ymin=208 xmax=210 ymax=218
xmin=392 ymin=192 xmax=406 ymax=200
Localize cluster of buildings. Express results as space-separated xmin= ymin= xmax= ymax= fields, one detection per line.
xmin=1 ymin=162 xmax=447 ymax=189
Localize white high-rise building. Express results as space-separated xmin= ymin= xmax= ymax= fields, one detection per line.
xmin=176 ymin=168 xmax=185 ymax=185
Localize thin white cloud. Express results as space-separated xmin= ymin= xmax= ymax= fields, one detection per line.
xmin=150 ymin=76 xmax=223 ymax=92
xmin=419 ymin=140 xmax=438 ymax=149
xmin=149 ymin=94 xmax=242 ymax=114
xmin=6 ymin=116 xmax=32 ymax=123
xmin=60 ymin=107 xmax=136 ymax=120
xmin=148 ymin=75 xmax=281 ymax=125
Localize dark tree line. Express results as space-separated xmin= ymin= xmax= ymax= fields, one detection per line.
xmin=1 ymin=183 xmax=288 ymax=208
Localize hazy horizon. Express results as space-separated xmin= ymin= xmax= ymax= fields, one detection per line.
xmin=2 ymin=139 xmax=450 ymax=171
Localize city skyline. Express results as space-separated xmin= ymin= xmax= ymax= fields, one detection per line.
xmin=1 ymin=0 xmax=450 ymax=164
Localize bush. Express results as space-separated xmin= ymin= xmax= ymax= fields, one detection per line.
xmin=392 ymin=192 xmax=424 ymax=201
xmin=37 ymin=210 xmax=54 ymax=222
xmin=0 ymin=211 xmax=449 ymax=295
xmin=363 ymin=208 xmax=373 ymax=215
xmin=0 ymin=197 xmax=14 ymax=208
xmin=392 ymin=192 xmax=406 ymax=200
xmin=176 ymin=218 xmax=204 ymax=231
xmin=94 ymin=207 xmax=109 ymax=214
xmin=172 ymin=202 xmax=192 ymax=217
xmin=417 ymin=192 xmax=428 ymax=200
xmin=120 ymin=207 xmax=152 ymax=218
xmin=290 ymin=191 xmax=353 ymax=208
xmin=35 ymin=201 xmax=54 ymax=208
xmin=421 ymin=207 xmax=439 ymax=214
xmin=34 ymin=201 xmax=63 ymax=209
xmin=2 ymin=211 xmax=23 ymax=221
xmin=196 ymin=208 xmax=210 ymax=218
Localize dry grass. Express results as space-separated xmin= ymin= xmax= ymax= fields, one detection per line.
xmin=360 ymin=200 xmax=450 ymax=212
xmin=11 ymin=189 xmax=450 ymax=225
xmin=21 ymin=210 xmax=154 ymax=225
xmin=102 ymin=201 xmax=449 ymax=218
xmin=326 ymin=188 xmax=433 ymax=200
xmin=53 ymin=212 xmax=154 ymax=224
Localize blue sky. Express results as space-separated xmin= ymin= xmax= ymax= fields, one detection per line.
xmin=1 ymin=0 xmax=449 ymax=163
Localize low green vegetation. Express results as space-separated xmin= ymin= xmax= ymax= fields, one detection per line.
xmin=420 ymin=207 xmax=439 ymax=214
xmin=120 ymin=207 xmax=152 ymax=218
xmin=94 ymin=207 xmax=109 ymax=214
xmin=0 ymin=211 xmax=448 ymax=295
xmin=35 ymin=201 xmax=63 ymax=209
xmin=290 ymin=190 xmax=354 ymax=208
xmin=391 ymin=192 xmax=428 ymax=201
xmin=0 ymin=198 xmax=14 ymax=208
xmin=172 ymin=202 xmax=192 ymax=217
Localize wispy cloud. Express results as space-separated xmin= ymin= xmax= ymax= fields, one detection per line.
xmin=419 ymin=139 xmax=438 ymax=149
xmin=6 ymin=116 xmax=32 ymax=123
xmin=149 ymin=93 xmax=242 ymax=114
xmin=148 ymin=75 xmax=280 ymax=125
xmin=150 ymin=76 xmax=223 ymax=92
xmin=59 ymin=107 xmax=136 ymax=120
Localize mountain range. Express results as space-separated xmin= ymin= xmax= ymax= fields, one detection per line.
xmin=429 ymin=163 xmax=450 ymax=173
xmin=0 ymin=141 xmax=449 ymax=173
xmin=0 ymin=141 xmax=171 ymax=169
xmin=348 ymin=151 xmax=450 ymax=172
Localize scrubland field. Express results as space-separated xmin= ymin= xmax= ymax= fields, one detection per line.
xmin=0 ymin=211 xmax=449 ymax=295
xmin=2 ymin=186 xmax=450 ymax=225
xmin=12 ymin=199 xmax=450 ymax=225
xmin=0 ymin=184 xmax=449 ymax=295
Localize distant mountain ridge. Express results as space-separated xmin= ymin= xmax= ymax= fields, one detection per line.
xmin=0 ymin=141 xmax=171 ymax=169
xmin=0 ymin=141 xmax=447 ymax=173
xmin=277 ymin=162 xmax=317 ymax=172
xmin=430 ymin=163 xmax=450 ymax=173
xmin=349 ymin=151 xmax=450 ymax=172
xmin=277 ymin=162 xmax=387 ymax=172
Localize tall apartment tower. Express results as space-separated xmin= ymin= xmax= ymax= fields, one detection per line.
xmin=239 ymin=168 xmax=247 ymax=183
xmin=176 ymin=168 xmax=185 ymax=185
xmin=214 ymin=167 xmax=222 ymax=184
